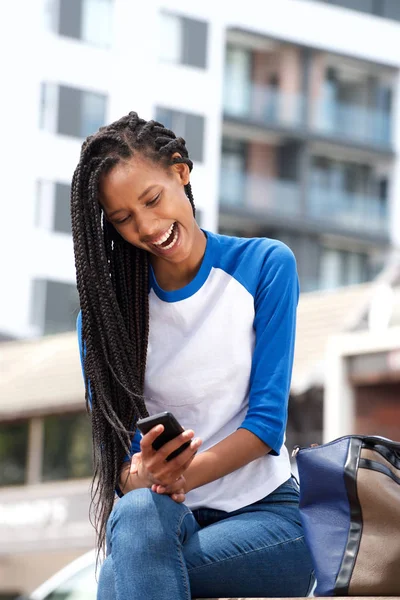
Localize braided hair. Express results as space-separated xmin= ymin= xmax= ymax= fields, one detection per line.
xmin=70 ymin=112 xmax=196 ymax=553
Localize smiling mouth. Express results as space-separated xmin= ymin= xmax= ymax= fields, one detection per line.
xmin=151 ymin=222 xmax=179 ymax=251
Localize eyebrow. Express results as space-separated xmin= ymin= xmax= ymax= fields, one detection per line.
xmin=138 ymin=185 xmax=158 ymax=201
xmin=107 ymin=185 xmax=158 ymax=218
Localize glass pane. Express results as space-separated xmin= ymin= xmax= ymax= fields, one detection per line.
xmin=320 ymin=248 xmax=341 ymax=290
xmin=30 ymin=279 xmax=46 ymax=329
xmin=36 ymin=180 xmax=56 ymax=231
xmin=155 ymin=107 xmax=204 ymax=162
xmin=0 ymin=422 xmax=29 ymax=486
xmin=44 ymin=564 xmax=97 ymax=600
xmin=329 ymin=0 xmax=373 ymax=12
xmin=159 ymin=12 xmax=182 ymax=63
xmin=59 ymin=0 xmax=82 ymax=39
xmin=54 ymin=183 xmax=72 ymax=234
xmin=58 ymin=85 xmax=82 ymax=138
xmin=42 ymin=413 xmax=92 ymax=482
xmin=223 ymin=46 xmax=252 ymax=117
xmin=82 ymin=0 xmax=113 ymax=47
xmin=155 ymin=107 xmax=174 ymax=130
xmin=184 ymin=113 xmax=205 ymax=162
xmin=181 ymin=17 xmax=208 ymax=68
xmin=81 ymin=91 xmax=107 ymax=137
xmin=382 ymin=0 xmax=400 ymax=20
xmin=44 ymin=280 xmax=79 ymax=334
xmin=43 ymin=0 xmax=60 ymax=33
xmin=40 ymin=82 xmax=59 ymax=133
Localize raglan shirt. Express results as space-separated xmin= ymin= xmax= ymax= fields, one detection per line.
xmin=77 ymin=230 xmax=299 ymax=512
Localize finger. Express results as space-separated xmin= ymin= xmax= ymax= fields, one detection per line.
xmin=171 ymin=492 xmax=186 ymax=503
xmin=129 ymin=452 xmax=142 ymax=474
xmin=153 ymin=473 xmax=185 ymax=495
xmin=140 ymin=425 xmax=164 ymax=457
xmin=157 ymin=438 xmax=202 ymax=483
xmin=153 ymin=482 xmax=184 ymax=494
xmin=155 ymin=430 xmax=195 ymax=461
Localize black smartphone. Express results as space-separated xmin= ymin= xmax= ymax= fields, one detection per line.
xmin=136 ymin=412 xmax=191 ymax=461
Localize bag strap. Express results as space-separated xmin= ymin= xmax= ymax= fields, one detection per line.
xmin=361 ymin=435 xmax=400 ymax=451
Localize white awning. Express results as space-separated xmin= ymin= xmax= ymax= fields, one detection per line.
xmin=0 ymin=332 xmax=84 ymax=418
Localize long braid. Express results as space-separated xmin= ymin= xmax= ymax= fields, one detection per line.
xmin=70 ymin=112 xmax=196 ymax=554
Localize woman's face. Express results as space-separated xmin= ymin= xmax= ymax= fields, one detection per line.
xmin=100 ymin=155 xmax=202 ymax=267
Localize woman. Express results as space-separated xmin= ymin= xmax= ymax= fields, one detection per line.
xmin=72 ymin=111 xmax=314 ymax=599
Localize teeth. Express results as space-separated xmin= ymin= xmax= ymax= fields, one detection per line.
xmin=152 ymin=223 xmax=175 ymax=246
xmin=162 ymin=224 xmax=179 ymax=250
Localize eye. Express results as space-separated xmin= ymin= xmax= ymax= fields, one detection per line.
xmin=146 ymin=193 xmax=161 ymax=208
xmin=114 ymin=215 xmax=131 ymax=225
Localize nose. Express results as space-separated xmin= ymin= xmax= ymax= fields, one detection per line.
xmin=135 ymin=212 xmax=159 ymax=241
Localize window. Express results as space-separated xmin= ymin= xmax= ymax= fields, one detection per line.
xmin=320 ymin=248 xmax=369 ymax=289
xmin=382 ymin=0 xmax=400 ymax=21
xmin=312 ymin=0 xmax=400 ymax=20
xmin=155 ymin=107 xmax=205 ymax=162
xmin=223 ymin=46 xmax=252 ymax=117
xmin=58 ymin=85 xmax=107 ymax=138
xmin=42 ymin=413 xmax=92 ymax=482
xmin=56 ymin=0 xmax=113 ymax=47
xmin=0 ymin=421 xmax=29 ymax=486
xmin=313 ymin=0 xmax=373 ymax=13
xmin=36 ymin=181 xmax=71 ymax=234
xmin=220 ymin=138 xmax=247 ymax=206
xmin=40 ymin=83 xmax=107 ymax=138
xmin=0 ymin=414 xmax=92 ymax=488
xmin=159 ymin=12 xmax=208 ymax=69
xmin=31 ymin=279 xmax=79 ymax=335
xmin=54 ymin=183 xmax=72 ymax=233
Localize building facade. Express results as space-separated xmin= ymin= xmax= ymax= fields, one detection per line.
xmin=1 ymin=0 xmax=400 ymax=339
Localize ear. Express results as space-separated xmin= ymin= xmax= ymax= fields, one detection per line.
xmin=171 ymin=152 xmax=190 ymax=186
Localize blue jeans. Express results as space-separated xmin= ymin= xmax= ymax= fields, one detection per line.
xmin=98 ymin=478 xmax=314 ymax=599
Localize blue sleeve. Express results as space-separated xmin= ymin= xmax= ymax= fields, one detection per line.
xmin=238 ymin=243 xmax=299 ymax=456
xmin=76 ymin=311 xmax=141 ymax=461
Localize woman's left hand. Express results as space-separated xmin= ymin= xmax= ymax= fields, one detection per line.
xmin=131 ymin=452 xmax=187 ymax=503
xmin=151 ymin=475 xmax=187 ymax=503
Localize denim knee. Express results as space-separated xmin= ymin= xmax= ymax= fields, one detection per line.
xmin=112 ymin=488 xmax=187 ymax=530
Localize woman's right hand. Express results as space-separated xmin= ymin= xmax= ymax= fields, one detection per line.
xmin=135 ymin=424 xmax=202 ymax=489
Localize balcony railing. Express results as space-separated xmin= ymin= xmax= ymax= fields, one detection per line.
xmin=223 ymin=81 xmax=304 ymax=129
xmin=220 ymin=170 xmax=388 ymax=236
xmin=219 ymin=169 xmax=301 ymax=216
xmin=313 ymin=100 xmax=391 ymax=147
xmin=308 ymin=187 xmax=388 ymax=234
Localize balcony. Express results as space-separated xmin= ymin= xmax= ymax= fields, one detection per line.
xmin=308 ymin=187 xmax=388 ymax=235
xmin=223 ymin=82 xmax=304 ymax=130
xmin=220 ymin=169 xmax=301 ymax=216
xmin=313 ymin=100 xmax=391 ymax=147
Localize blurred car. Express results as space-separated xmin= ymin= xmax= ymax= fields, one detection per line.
xmin=21 ymin=546 xmax=315 ymax=599
xmin=20 ymin=550 xmax=97 ymax=600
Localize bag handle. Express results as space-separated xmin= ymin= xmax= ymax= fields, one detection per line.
xmin=361 ymin=435 xmax=400 ymax=451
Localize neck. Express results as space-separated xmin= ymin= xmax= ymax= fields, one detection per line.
xmin=150 ymin=226 xmax=207 ymax=291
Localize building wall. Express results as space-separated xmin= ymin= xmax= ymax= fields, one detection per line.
xmin=1 ymin=0 xmax=400 ymax=337
xmin=355 ymin=381 xmax=400 ymax=441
